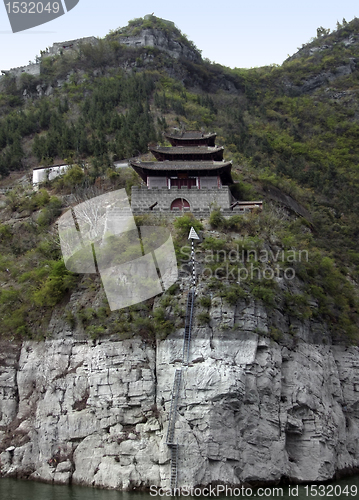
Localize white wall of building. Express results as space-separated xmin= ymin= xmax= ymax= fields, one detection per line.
xmin=32 ymin=165 xmax=69 ymax=187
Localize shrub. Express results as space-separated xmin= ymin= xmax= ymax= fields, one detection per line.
xmin=33 ymin=188 xmax=51 ymax=208
xmin=283 ymin=292 xmax=312 ymax=319
xmin=201 ymin=236 xmax=227 ymax=251
xmin=37 ymin=196 xmax=63 ymax=226
xmin=77 ymin=307 xmax=97 ymax=325
xmin=167 ymin=283 xmax=179 ymax=295
xmin=209 ymin=209 xmax=225 ymax=229
xmin=231 ymin=181 xmax=257 ymax=201
xmin=153 ymin=306 xmax=174 ymax=337
xmin=0 ymin=288 xmax=21 ymax=306
xmin=0 ymin=224 xmax=12 ymax=241
xmin=32 ymin=260 xmax=77 ymax=307
xmin=199 ymin=296 xmax=211 ymax=308
xmin=220 ymin=284 xmax=247 ymax=305
xmin=269 ymin=327 xmax=282 ymax=341
xmin=161 ymin=294 xmax=173 ymax=307
xmin=65 ymin=311 xmax=76 ymax=328
xmin=86 ymin=325 xmax=106 ymax=339
xmin=174 ymin=214 xmax=203 ymax=238
xmin=250 ymin=283 xmax=276 ymax=306
xmin=198 ymin=311 xmax=210 ymax=325
xmin=36 ymin=238 xmax=61 ymax=259
xmin=61 ymin=165 xmax=85 ymax=187
xmin=2 ymin=310 xmax=28 ymax=337
xmin=226 ymin=215 xmax=244 ymax=231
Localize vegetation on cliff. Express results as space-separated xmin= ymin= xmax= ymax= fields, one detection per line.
xmin=0 ymin=16 xmax=359 ymax=342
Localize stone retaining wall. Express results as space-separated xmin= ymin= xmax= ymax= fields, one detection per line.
xmin=131 ymin=186 xmax=232 ymax=212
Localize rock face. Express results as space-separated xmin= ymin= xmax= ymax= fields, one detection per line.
xmin=283 ymin=29 xmax=359 ymax=95
xmin=283 ymin=58 xmax=357 ymax=95
xmin=117 ymin=28 xmax=201 ymax=63
xmin=0 ymin=297 xmax=359 ymax=489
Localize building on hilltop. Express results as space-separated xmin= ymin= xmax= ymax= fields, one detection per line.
xmin=1 ymin=62 xmax=40 ymax=79
xmin=42 ymin=37 xmax=98 ymax=58
xmin=1 ymin=36 xmax=98 ymax=79
xmin=130 ymin=130 xmax=263 ymax=215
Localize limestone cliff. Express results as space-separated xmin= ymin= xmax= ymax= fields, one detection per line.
xmin=0 ymin=291 xmax=359 ymax=490
xmin=117 ymin=27 xmax=200 ymax=63
xmin=283 ymin=22 xmax=359 ymax=95
xmin=114 ymin=15 xmax=201 ymax=63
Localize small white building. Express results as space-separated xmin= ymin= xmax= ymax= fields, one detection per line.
xmin=32 ymin=164 xmax=69 ymax=187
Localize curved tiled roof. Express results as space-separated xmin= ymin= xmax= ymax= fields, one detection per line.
xmin=130 ymin=160 xmax=233 ymax=184
xmin=164 ymin=131 xmax=217 ymax=147
xmin=150 ymin=145 xmax=224 ymax=162
xmin=165 ymin=131 xmax=217 ymax=140
xmin=150 ymin=146 xmax=223 ymax=155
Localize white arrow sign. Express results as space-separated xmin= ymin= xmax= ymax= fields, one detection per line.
xmin=188 ymin=227 xmax=200 ymax=240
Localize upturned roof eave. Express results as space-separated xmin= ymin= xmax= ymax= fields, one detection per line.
xmin=130 ymin=159 xmax=233 ymax=184
xmin=164 ymin=131 xmax=217 ymax=141
xmin=149 ymin=145 xmax=224 ymax=155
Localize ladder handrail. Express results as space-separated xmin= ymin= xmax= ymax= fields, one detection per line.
xmin=170 ymin=444 xmax=179 ymax=490
xmin=183 ymin=289 xmax=195 ymax=365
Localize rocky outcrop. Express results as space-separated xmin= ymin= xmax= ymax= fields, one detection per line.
xmin=287 ymin=33 xmax=358 ymax=62
xmin=259 ymin=186 xmax=312 ymax=222
xmin=283 ymin=26 xmax=359 ymax=95
xmin=0 ymin=296 xmax=359 ymax=489
xmin=117 ymin=28 xmax=201 ymax=63
xmin=282 ymin=58 xmax=357 ymax=95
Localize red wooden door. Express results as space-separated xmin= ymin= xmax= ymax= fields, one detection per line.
xmin=171 ymin=198 xmax=190 ymax=210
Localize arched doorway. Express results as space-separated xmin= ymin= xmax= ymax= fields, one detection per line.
xmin=171 ymin=198 xmax=190 ymax=211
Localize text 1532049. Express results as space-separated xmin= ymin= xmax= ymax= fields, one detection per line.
xmin=5 ymin=2 xmax=60 ymax=14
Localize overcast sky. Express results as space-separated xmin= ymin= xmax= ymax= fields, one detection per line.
xmin=0 ymin=0 xmax=358 ymax=71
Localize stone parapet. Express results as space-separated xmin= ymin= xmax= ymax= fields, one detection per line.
xmin=131 ymin=210 xmax=247 ymax=219
xmin=131 ymin=186 xmax=231 ymax=212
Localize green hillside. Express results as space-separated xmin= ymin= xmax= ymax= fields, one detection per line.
xmin=0 ymin=15 xmax=359 ymax=343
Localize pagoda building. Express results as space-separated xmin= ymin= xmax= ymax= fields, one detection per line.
xmin=130 ymin=130 xmax=262 ymax=214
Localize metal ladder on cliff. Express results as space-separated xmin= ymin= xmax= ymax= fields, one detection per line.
xmin=170 ymin=443 xmax=179 ymax=490
xmin=166 ymin=229 xmax=198 ymax=490
xmin=166 ymin=369 xmax=182 ymax=490
xmin=183 ymin=289 xmax=195 ymax=365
